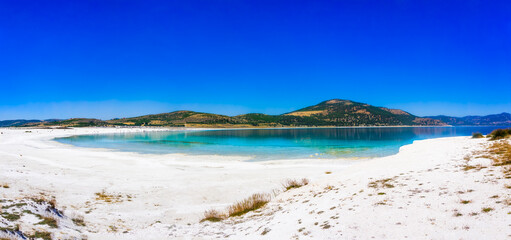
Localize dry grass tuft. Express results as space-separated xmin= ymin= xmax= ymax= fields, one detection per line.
xmin=95 ymin=191 xmax=124 ymax=203
xmin=481 ymin=207 xmax=494 ymax=213
xmin=27 ymin=231 xmax=52 ymax=240
xmin=282 ymin=178 xmax=309 ymax=191
xmin=31 ymin=196 xmax=57 ymax=208
xmin=200 ymin=209 xmax=225 ymax=222
xmin=487 ymin=141 xmax=511 ymax=166
xmin=72 ymin=217 xmax=86 ymax=226
xmin=368 ymin=178 xmax=395 ymax=189
xmin=228 ymin=193 xmax=271 ymax=217
xmin=36 ymin=216 xmax=58 ymax=228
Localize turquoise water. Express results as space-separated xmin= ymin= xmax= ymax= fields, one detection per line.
xmin=56 ymin=127 xmax=507 ymax=161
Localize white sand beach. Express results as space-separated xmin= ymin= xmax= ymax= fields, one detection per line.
xmin=0 ymin=127 xmax=509 ymax=239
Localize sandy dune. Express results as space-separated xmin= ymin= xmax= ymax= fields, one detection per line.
xmin=0 ymin=127 xmax=509 ymax=239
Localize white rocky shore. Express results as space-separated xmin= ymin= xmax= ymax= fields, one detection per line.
xmin=0 ymin=127 xmax=509 ymax=239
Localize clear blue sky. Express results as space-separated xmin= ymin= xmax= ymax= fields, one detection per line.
xmin=1 ymin=0 xmax=510 ymax=120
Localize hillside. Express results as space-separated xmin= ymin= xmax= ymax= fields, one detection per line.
xmin=23 ymin=99 xmax=445 ymax=127
xmin=427 ymin=112 xmax=511 ymax=126
xmin=108 ymin=111 xmax=235 ymax=127
xmin=281 ymin=99 xmax=442 ymax=126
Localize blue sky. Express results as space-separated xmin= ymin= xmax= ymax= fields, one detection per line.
xmin=1 ymin=0 xmax=510 ymax=120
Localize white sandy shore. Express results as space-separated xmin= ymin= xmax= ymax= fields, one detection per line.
xmin=0 ymin=127 xmax=509 ymax=239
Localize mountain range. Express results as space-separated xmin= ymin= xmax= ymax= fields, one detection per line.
xmin=1 ymin=99 xmax=509 ymax=128
xmin=426 ymin=113 xmax=511 ymax=126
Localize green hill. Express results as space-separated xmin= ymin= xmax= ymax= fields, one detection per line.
xmin=25 ymin=99 xmax=444 ymax=127
xmin=280 ymin=99 xmax=440 ymax=126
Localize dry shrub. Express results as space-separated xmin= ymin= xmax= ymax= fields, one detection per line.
xmin=488 ymin=128 xmax=511 ymax=140
xmin=472 ymin=132 xmax=484 ymax=138
xmin=228 ymin=193 xmax=271 ymax=217
xmin=487 ymin=141 xmax=511 ymax=166
xmin=36 ymin=216 xmax=58 ymax=228
xmin=368 ymin=178 xmax=395 ymax=189
xmin=282 ymin=178 xmax=309 ymax=191
xmin=95 ymin=191 xmax=123 ymax=203
xmin=31 ymin=196 xmax=57 ymax=208
xmin=200 ymin=209 xmax=225 ymax=222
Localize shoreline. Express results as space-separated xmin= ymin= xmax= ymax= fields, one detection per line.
xmin=0 ymin=127 xmax=509 ymax=239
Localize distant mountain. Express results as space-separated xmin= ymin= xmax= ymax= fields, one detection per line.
xmin=427 ymin=113 xmax=511 ymax=126
xmin=21 ymin=118 xmax=105 ymax=127
xmin=0 ymin=119 xmax=42 ymax=127
xmin=24 ymin=99 xmax=445 ymax=127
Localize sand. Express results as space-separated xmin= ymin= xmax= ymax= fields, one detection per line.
xmin=0 ymin=127 xmax=509 ymax=239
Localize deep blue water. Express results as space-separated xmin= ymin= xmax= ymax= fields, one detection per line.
xmin=55 ymin=127 xmax=507 ymax=161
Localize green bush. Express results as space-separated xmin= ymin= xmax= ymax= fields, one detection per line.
xmin=472 ymin=132 xmax=484 ymax=138
xmin=488 ymin=128 xmax=511 ymax=140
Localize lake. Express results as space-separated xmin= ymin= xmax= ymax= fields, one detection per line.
xmin=55 ymin=126 xmax=506 ymax=161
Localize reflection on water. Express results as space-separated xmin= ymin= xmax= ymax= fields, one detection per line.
xmin=56 ymin=126 xmax=508 ymax=161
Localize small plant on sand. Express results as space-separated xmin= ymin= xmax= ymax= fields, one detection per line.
xmin=72 ymin=217 xmax=86 ymax=226
xmin=282 ymin=178 xmax=309 ymax=191
xmin=1 ymin=212 xmax=21 ymax=221
xmin=460 ymin=200 xmax=472 ymax=204
xmin=368 ymin=178 xmax=395 ymax=189
xmin=95 ymin=191 xmax=124 ymax=203
xmin=2 ymin=184 xmax=9 ymax=188
xmin=462 ymin=165 xmax=477 ymax=171
xmin=200 ymin=209 xmax=225 ymax=222
xmin=27 ymin=231 xmax=52 ymax=240
xmin=481 ymin=207 xmax=494 ymax=213
xmin=325 ymin=171 xmax=332 ymax=174
xmin=472 ymin=132 xmax=484 ymax=138
xmin=228 ymin=193 xmax=271 ymax=217
xmin=32 ymin=196 xmax=57 ymax=208
xmin=36 ymin=216 xmax=58 ymax=228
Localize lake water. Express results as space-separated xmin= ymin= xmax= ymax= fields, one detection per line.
xmin=55 ymin=127 xmax=506 ymax=161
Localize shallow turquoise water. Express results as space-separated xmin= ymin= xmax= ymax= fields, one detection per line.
xmin=55 ymin=127 xmax=507 ymax=161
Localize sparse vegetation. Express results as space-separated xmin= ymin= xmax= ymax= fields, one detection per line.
xmin=1 ymin=212 xmax=21 ymax=221
xmin=95 ymin=191 xmax=124 ymax=203
xmin=27 ymin=231 xmax=52 ymax=240
xmin=368 ymin=178 xmax=395 ymax=189
xmin=36 ymin=216 xmax=58 ymax=228
xmin=482 ymin=207 xmax=494 ymax=213
xmin=72 ymin=217 xmax=86 ymax=226
xmin=487 ymin=141 xmax=511 ymax=166
xmin=460 ymin=200 xmax=471 ymax=204
xmin=31 ymin=196 xmax=57 ymax=208
xmin=228 ymin=193 xmax=271 ymax=217
xmin=462 ymin=165 xmax=477 ymax=171
xmin=283 ymin=178 xmax=309 ymax=191
xmin=200 ymin=209 xmax=224 ymax=222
